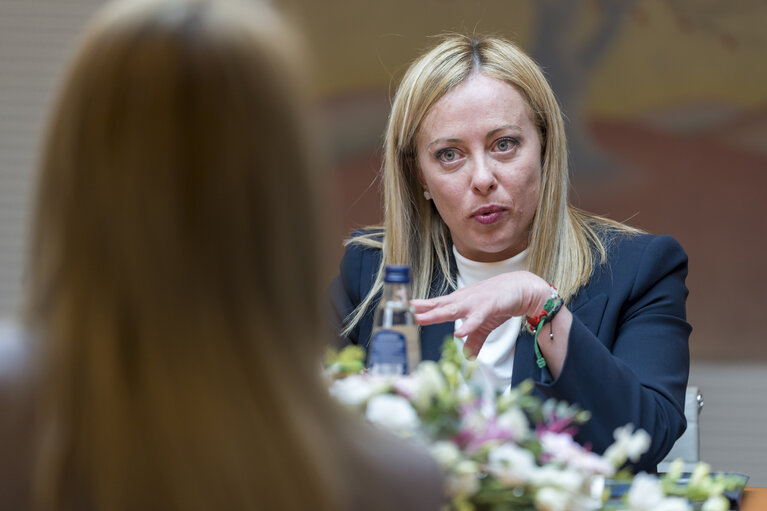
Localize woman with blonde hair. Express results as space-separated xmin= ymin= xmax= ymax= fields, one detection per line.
xmin=0 ymin=0 xmax=442 ymax=509
xmin=331 ymin=34 xmax=690 ymax=471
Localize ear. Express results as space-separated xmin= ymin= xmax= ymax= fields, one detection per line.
xmin=417 ymin=174 xmax=428 ymax=192
xmin=414 ymin=163 xmax=427 ymax=191
xmin=408 ymin=151 xmax=428 ymax=191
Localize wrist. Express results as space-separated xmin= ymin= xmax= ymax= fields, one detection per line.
xmin=524 ymin=284 xmax=563 ymax=335
xmin=524 ymin=283 xmax=564 ymax=370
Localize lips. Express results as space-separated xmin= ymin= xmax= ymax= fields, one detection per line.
xmin=471 ymin=205 xmax=507 ymax=225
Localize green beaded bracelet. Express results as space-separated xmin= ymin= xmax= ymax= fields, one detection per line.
xmin=524 ymin=285 xmax=563 ymax=369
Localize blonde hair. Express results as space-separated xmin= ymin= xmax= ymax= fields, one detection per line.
xmin=343 ymin=34 xmax=636 ymax=335
xmin=26 ymin=0 xmax=352 ymax=509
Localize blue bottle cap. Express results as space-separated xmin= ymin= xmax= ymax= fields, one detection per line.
xmin=384 ymin=265 xmax=411 ymax=283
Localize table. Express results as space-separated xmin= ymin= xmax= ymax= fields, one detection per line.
xmin=741 ymin=487 xmax=767 ymax=511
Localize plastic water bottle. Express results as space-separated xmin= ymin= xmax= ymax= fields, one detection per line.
xmin=368 ymin=265 xmax=421 ymax=376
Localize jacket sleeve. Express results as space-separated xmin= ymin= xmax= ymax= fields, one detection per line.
xmin=535 ymin=234 xmax=691 ymax=471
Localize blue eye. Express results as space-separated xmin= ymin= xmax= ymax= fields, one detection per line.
xmin=494 ymin=138 xmax=517 ymax=152
xmin=436 ymin=148 xmax=458 ymax=162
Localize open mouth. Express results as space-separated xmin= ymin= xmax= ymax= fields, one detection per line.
xmin=471 ymin=205 xmax=507 ymax=225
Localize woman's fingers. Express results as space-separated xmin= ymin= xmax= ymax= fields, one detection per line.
xmin=412 ymin=300 xmax=461 ymax=325
xmin=412 ymin=274 xmax=570 ymax=374
xmin=463 ymin=332 xmax=485 ymax=358
xmin=453 ymin=313 xmax=482 ymax=338
xmin=413 ymin=276 xmax=514 ymax=327
xmin=458 ymin=314 xmax=502 ymax=356
xmin=411 ymin=271 xmax=560 ymax=358
xmin=410 ymin=298 xmax=438 ymax=313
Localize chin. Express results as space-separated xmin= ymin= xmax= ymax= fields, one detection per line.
xmin=489 ymin=242 xmax=528 ymax=259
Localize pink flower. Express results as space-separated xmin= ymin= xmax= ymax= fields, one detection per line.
xmin=536 ymin=417 xmax=579 ymax=438
xmin=453 ymin=403 xmax=514 ymax=452
xmin=465 ymin=418 xmax=514 ymax=452
xmin=539 ymin=432 xmax=615 ymax=476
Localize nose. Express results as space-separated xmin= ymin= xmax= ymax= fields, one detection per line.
xmin=471 ymin=156 xmax=497 ymax=195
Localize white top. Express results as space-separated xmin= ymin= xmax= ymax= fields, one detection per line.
xmin=453 ymin=246 xmax=528 ymax=393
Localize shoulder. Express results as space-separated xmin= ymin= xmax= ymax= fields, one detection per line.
xmin=338 ymin=229 xmax=384 ymax=300
xmin=0 ymin=321 xmax=34 ymax=509
xmin=342 ymin=228 xmax=384 ymax=261
xmin=587 ymin=231 xmax=689 ymax=304
xmin=599 ymin=231 xmax=687 ymax=276
xmin=597 ymin=229 xmax=684 ymax=258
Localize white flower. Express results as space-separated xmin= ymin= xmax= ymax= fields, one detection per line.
xmin=430 ymin=441 xmax=479 ymax=498
xmin=626 ymin=473 xmax=662 ymax=510
xmin=429 ymin=441 xmax=461 ymax=470
xmin=486 ymin=443 xmax=537 ymax=487
xmin=445 ymin=460 xmax=480 ymax=498
xmin=530 ymin=466 xmax=584 ymax=493
xmin=329 ymin=374 xmax=382 ymax=407
xmin=391 ymin=374 xmax=418 ymax=400
xmin=603 ymin=425 xmax=651 ymax=466
xmin=701 ymin=495 xmax=729 ymax=511
xmin=410 ymin=361 xmax=447 ymax=411
xmin=625 ymin=472 xmax=691 ymax=511
xmin=496 ymin=407 xmax=530 ymax=441
xmin=365 ymin=394 xmax=420 ymax=437
xmin=625 ymin=431 xmax=651 ymax=461
xmin=535 ymin=487 xmax=570 ymax=511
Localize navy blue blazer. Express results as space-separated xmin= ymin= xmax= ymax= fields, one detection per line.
xmin=329 ymin=230 xmax=691 ymax=472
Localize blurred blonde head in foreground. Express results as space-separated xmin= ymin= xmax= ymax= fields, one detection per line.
xmin=25 ymin=0 xmax=441 ymax=509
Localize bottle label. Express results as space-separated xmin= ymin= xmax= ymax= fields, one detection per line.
xmin=369 ymin=330 xmax=408 ymax=376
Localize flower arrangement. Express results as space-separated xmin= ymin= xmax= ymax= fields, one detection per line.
xmin=326 ymin=341 xmax=745 ymax=511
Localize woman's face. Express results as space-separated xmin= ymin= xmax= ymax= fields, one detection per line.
xmin=415 ymin=73 xmax=542 ymax=262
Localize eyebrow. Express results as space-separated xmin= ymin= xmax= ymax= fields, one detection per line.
xmin=426 ymin=137 xmax=461 ymax=151
xmin=488 ymin=124 xmax=522 ymax=137
xmin=425 ymin=124 xmax=523 ymax=151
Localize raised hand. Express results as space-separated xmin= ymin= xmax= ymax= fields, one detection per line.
xmin=410 ymin=271 xmax=555 ymax=357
